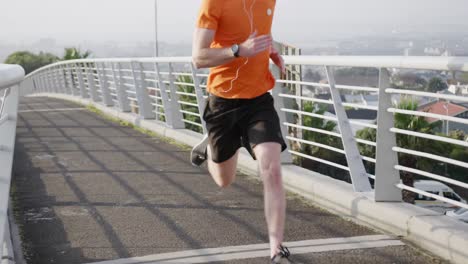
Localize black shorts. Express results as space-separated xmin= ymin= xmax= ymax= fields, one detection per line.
xmin=203 ymin=92 xmax=287 ymax=163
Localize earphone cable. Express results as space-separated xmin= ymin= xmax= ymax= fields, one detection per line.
xmin=221 ymin=0 xmax=256 ymax=93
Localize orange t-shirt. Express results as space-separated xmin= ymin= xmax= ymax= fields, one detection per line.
xmin=196 ymin=0 xmax=276 ymax=99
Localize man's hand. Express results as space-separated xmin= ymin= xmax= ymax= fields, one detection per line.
xmin=270 ymin=46 xmax=285 ymax=74
xmin=238 ymin=31 xmax=272 ymax=58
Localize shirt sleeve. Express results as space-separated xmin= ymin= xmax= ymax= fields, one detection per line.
xmin=196 ymin=0 xmax=222 ymax=30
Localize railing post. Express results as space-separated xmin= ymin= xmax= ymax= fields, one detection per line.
xmin=48 ymin=68 xmax=55 ymax=93
xmin=96 ymin=63 xmax=114 ymax=107
xmin=54 ymin=66 xmax=61 ymax=93
xmin=68 ymin=65 xmax=78 ymax=96
xmin=63 ymin=65 xmax=72 ymax=95
xmin=50 ymin=67 xmax=57 ymax=93
xmin=57 ymin=66 xmax=63 ymax=94
xmin=60 ymin=67 xmax=66 ymax=94
xmin=325 ymin=66 xmax=372 ymax=193
xmin=271 ymin=67 xmax=293 ymax=164
xmin=58 ymin=65 xmax=66 ymax=94
xmin=37 ymin=75 xmax=41 ymax=93
xmin=42 ymin=74 xmax=47 ymax=93
xmin=1 ymin=179 xmax=9 ymax=262
xmin=190 ymin=64 xmax=207 ymax=133
xmin=45 ymin=73 xmax=51 ymax=93
xmin=374 ymin=68 xmax=402 ymax=202
xmin=50 ymin=70 xmax=57 ymax=93
xmin=151 ymin=66 xmax=161 ymax=121
xmin=155 ymin=63 xmax=176 ymax=127
xmin=57 ymin=65 xmax=65 ymax=94
xmin=42 ymin=73 xmax=48 ymax=93
xmin=111 ymin=62 xmax=131 ymax=112
xmin=2 ymin=217 xmax=13 ymax=264
xmin=36 ymin=74 xmax=43 ymax=93
xmin=45 ymin=73 xmax=53 ymax=93
xmin=0 ymin=83 xmax=19 ymax=260
xmin=38 ymin=73 xmax=43 ymax=93
xmin=85 ymin=63 xmax=99 ymax=102
xmin=131 ymin=61 xmax=155 ymax=119
xmin=31 ymin=75 xmax=36 ymax=93
xmin=164 ymin=63 xmax=185 ymax=128
xmin=75 ymin=63 xmax=89 ymax=99
xmin=31 ymin=77 xmax=38 ymax=94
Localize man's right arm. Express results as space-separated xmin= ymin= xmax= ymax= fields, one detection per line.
xmin=192 ymin=28 xmax=273 ymax=69
xmin=192 ymin=28 xmax=235 ymax=69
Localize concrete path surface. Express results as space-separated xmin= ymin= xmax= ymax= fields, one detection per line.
xmin=10 ymin=97 xmax=446 ymax=264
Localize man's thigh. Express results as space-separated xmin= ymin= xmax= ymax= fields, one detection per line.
xmin=207 ymin=149 xmax=240 ymax=184
xmin=203 ymin=95 xmax=244 ymax=163
xmin=241 ymin=93 xmax=287 ymax=160
xmin=253 ymin=142 xmax=282 ymax=173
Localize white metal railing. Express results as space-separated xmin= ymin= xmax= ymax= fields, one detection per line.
xmin=0 ymin=64 xmax=24 ymax=263
xmin=20 ymin=56 xmax=468 ymax=210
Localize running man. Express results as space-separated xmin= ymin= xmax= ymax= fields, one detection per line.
xmin=191 ymin=0 xmax=292 ymax=263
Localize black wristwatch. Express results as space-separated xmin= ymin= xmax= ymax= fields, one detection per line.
xmin=231 ymin=44 xmax=240 ymax=58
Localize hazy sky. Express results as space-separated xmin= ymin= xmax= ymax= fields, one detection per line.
xmin=1 ymin=0 xmax=468 ymax=46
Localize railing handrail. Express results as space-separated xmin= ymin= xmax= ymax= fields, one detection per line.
xmin=18 ymin=56 xmax=468 ymax=264
xmin=0 ymin=63 xmax=23 ymax=262
xmin=284 ymin=55 xmax=468 ymax=71
xmin=0 ymin=64 xmax=25 ymax=90
xmin=25 ymin=57 xmax=194 ymax=77
xmin=22 ymin=56 xmax=468 ymax=194
xmin=25 ymin=55 xmax=468 ymax=79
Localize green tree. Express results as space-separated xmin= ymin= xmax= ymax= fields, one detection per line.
xmin=176 ymin=75 xmax=202 ymax=133
xmin=356 ymin=126 xmax=377 ymax=175
xmin=298 ymin=102 xmax=348 ymax=180
xmin=434 ymin=130 xmax=468 ymax=184
xmin=447 ymin=147 xmax=468 ymax=183
xmin=427 ymin=77 xmax=448 ymax=93
xmin=301 ymin=102 xmax=340 ymax=155
xmin=394 ymin=100 xmax=442 ymax=203
xmin=62 ymin=47 xmax=91 ymax=60
xmin=415 ymin=77 xmax=428 ymax=89
xmin=4 ymin=51 xmax=58 ymax=74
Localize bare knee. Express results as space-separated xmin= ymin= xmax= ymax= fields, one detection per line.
xmin=260 ymin=163 xmax=282 ymax=186
xmin=253 ymin=142 xmax=282 ymax=186
xmin=216 ymin=178 xmax=233 ymax=188
xmin=207 ymin=151 xmax=239 ymax=188
xmin=208 ymin=160 xmax=236 ymax=188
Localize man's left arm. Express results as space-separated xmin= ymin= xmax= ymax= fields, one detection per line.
xmin=270 ymin=40 xmax=285 ymax=74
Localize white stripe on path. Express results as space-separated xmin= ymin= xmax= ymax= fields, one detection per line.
xmin=18 ymin=108 xmax=87 ymax=113
xmin=20 ymin=102 xmax=73 ymax=106
xmin=87 ymin=235 xmax=404 ymax=264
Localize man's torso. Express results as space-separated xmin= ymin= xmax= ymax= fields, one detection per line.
xmin=198 ymin=0 xmax=277 ymax=99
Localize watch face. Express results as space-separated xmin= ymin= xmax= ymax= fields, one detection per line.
xmin=232 ymin=44 xmax=239 ymax=55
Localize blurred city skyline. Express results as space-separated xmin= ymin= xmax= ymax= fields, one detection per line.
xmin=2 ymin=0 xmax=468 ymax=61
xmin=1 ymin=0 xmax=468 ymax=45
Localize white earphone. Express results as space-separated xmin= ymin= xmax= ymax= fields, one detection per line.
xmin=221 ymin=0 xmax=257 ymax=93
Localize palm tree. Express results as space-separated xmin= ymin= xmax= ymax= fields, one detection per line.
xmin=62 ymin=47 xmax=91 ymax=60
xmin=299 ymin=102 xmax=348 ymax=180
xmin=357 ymin=98 xmax=442 ymax=203
xmin=301 ymin=102 xmax=341 ymax=155
xmin=394 ymin=99 xmax=441 ymax=202
xmin=61 ymin=48 xmax=92 ymax=95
